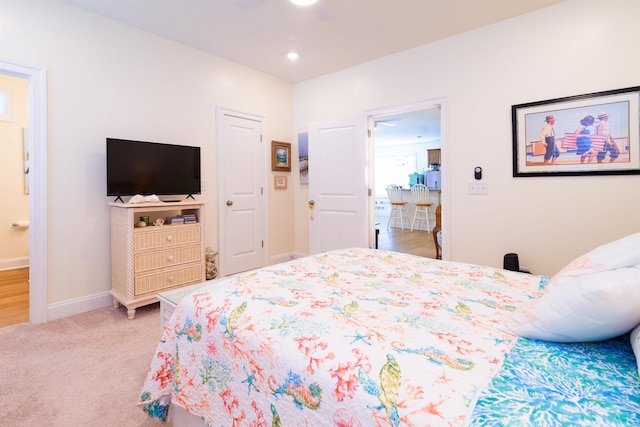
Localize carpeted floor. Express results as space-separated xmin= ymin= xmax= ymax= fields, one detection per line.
xmin=0 ymin=303 xmax=171 ymax=426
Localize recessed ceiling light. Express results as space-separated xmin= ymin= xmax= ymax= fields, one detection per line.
xmin=287 ymin=52 xmax=300 ymax=60
xmin=290 ymin=0 xmax=317 ymax=5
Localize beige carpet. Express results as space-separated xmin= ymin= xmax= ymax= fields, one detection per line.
xmin=0 ymin=303 xmax=171 ymax=426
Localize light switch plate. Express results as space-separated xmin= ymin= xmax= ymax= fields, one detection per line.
xmin=468 ymin=182 xmax=489 ymax=195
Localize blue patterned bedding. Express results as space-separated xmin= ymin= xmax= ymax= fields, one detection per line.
xmin=470 ymin=335 xmax=640 ymax=426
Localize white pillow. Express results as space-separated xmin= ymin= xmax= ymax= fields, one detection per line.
xmin=549 ymin=232 xmax=640 ymax=287
xmin=506 ymin=266 xmax=640 ymax=342
xmin=631 ymin=324 xmax=640 ymax=378
xmin=505 ymin=233 xmax=640 ymax=342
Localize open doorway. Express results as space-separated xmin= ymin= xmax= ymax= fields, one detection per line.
xmin=0 ymin=61 xmax=47 ymax=325
xmin=0 ymin=74 xmax=30 ymax=326
xmin=369 ymin=102 xmax=443 ymax=258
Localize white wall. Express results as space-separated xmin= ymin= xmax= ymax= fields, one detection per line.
xmin=1 ymin=0 xmax=293 ymax=308
xmin=375 ymin=142 xmax=432 ymax=195
xmin=0 ymin=74 xmax=29 ymax=269
xmin=293 ymin=0 xmax=640 ymax=276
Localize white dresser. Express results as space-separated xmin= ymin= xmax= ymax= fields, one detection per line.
xmin=109 ymin=200 xmax=206 ymax=319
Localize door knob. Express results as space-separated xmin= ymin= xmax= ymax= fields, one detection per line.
xmin=308 ymin=200 xmax=315 ymax=220
xmin=226 ymin=200 xmax=233 ymax=206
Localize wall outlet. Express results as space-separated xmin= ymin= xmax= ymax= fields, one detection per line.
xmin=468 ymin=182 xmax=489 ymax=195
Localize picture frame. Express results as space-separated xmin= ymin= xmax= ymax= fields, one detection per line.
xmin=271 ymin=141 xmax=291 ymax=172
xmin=274 ymin=175 xmax=287 ymax=190
xmin=512 ymin=86 xmax=640 ymax=177
xmin=298 ymin=132 xmax=308 ymax=185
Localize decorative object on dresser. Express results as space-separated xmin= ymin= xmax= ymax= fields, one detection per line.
xmin=109 ymin=200 xmax=206 ymax=319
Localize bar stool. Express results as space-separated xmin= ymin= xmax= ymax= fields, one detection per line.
xmin=410 ymin=184 xmax=433 ymax=232
xmin=386 ymin=184 xmax=409 ymax=230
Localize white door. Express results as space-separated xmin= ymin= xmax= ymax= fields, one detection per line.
xmin=308 ymin=118 xmax=369 ymax=254
xmin=218 ymin=109 xmax=265 ymax=275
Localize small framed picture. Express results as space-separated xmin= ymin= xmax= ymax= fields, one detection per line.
xmin=274 ymin=175 xmax=287 ymax=190
xmin=271 ymin=141 xmax=291 ymax=171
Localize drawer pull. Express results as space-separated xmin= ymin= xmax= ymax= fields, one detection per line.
xmin=168 ymin=255 xmax=174 ymax=262
xmin=169 ymin=276 xmax=175 ymax=282
xmin=167 ymin=235 xmax=173 ymax=242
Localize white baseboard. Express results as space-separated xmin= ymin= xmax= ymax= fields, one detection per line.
xmin=268 ymin=252 xmax=297 ymax=265
xmin=0 ymin=256 xmax=29 ymax=271
xmin=268 ymin=251 xmax=310 ymax=265
xmin=47 ymin=291 xmax=113 ymax=321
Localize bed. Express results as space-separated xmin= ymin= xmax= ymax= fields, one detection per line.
xmin=139 ymin=235 xmax=640 ymax=426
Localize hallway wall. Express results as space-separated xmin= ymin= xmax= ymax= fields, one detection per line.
xmin=0 ymin=74 xmax=29 ymax=270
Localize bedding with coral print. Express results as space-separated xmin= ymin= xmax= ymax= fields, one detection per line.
xmin=139 ymin=248 xmax=542 ymax=426
xmin=470 ymin=335 xmax=640 ymax=426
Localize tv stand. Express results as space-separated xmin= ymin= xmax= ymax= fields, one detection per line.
xmin=114 ymin=196 xmax=125 ymax=203
xmin=109 ymin=200 xmax=206 ymax=319
xmin=185 ymin=194 xmax=196 ymax=200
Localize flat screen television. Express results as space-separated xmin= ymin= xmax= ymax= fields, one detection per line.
xmin=106 ymin=138 xmax=201 ymax=200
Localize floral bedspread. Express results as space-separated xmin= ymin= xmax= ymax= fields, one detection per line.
xmin=139 ymin=248 xmax=542 ymax=426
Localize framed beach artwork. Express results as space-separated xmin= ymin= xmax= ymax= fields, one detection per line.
xmin=512 ymin=86 xmax=640 ymax=177
xmin=298 ymin=132 xmax=308 ymax=185
xmin=271 ymin=141 xmax=291 ymax=172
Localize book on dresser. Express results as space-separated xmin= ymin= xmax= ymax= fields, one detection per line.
xmin=109 ymin=200 xmax=206 ymax=319
xmin=166 ymin=215 xmax=185 ymax=225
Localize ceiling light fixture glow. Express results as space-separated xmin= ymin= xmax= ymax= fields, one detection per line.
xmin=290 ymin=0 xmax=317 ymax=5
xmin=287 ymin=52 xmax=300 ymax=60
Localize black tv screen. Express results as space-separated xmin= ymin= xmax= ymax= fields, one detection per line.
xmin=106 ymin=138 xmax=201 ymax=197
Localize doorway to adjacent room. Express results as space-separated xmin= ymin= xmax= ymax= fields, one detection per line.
xmin=369 ymin=100 xmax=444 ymax=259
xmin=0 ymin=72 xmax=30 ymax=327
xmin=0 ymin=61 xmax=48 ymax=326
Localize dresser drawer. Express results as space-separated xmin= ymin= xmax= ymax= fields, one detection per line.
xmin=134 ymin=225 xmax=200 ymax=251
xmin=134 ymin=263 xmax=203 ymax=296
xmin=134 ymin=245 xmax=201 ymax=274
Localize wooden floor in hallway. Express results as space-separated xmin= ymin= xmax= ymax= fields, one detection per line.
xmin=376 ymin=226 xmax=437 ymax=259
xmin=0 ymin=267 xmax=29 ymax=328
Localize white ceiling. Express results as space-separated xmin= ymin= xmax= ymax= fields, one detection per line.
xmin=374 ymin=108 xmax=442 ymax=147
xmin=60 ymin=0 xmax=563 ymax=145
xmin=62 ymin=0 xmax=563 ymax=83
